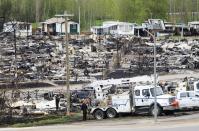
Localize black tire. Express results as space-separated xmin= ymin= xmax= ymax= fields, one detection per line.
xmin=106 ymin=108 xmax=117 ymax=118
xmin=94 ymin=109 xmax=105 ymax=120
xmin=149 ymin=105 xmax=162 ymax=116
xmin=164 ymin=110 xmax=174 ymax=115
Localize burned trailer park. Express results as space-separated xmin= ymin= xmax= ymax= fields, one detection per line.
xmin=1 ymin=18 xmax=199 ymax=125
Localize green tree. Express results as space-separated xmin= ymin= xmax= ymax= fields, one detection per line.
xmin=0 ymin=0 xmax=198 ymax=30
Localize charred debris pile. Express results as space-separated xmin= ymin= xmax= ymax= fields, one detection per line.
xmin=0 ymin=34 xmax=199 ymax=86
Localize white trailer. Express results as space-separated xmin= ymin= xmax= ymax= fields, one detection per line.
xmin=90 ymin=85 xmax=178 ymax=120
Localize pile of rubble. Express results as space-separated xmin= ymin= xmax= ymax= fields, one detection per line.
xmin=1 ymin=33 xmax=199 ymax=85
xmin=107 ymin=37 xmax=199 ymax=77
xmin=0 ymin=35 xmax=111 ymax=84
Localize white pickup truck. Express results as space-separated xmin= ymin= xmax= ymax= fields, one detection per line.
xmin=90 ymin=85 xmax=178 ymax=120
xmin=176 ymin=91 xmax=199 ymax=109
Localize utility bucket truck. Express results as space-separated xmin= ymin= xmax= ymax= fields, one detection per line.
xmin=90 ymin=84 xmax=178 ymax=120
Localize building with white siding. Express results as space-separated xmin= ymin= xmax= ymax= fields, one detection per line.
xmin=91 ymin=21 xmax=136 ymax=36
xmin=41 ymin=17 xmax=80 ymax=35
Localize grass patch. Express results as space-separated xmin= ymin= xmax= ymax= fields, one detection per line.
xmin=1 ymin=113 xmax=82 ymax=128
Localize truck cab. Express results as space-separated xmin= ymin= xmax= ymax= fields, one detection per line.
xmin=176 ymin=91 xmax=199 ymax=109
xmin=133 ymin=85 xmax=177 ymax=116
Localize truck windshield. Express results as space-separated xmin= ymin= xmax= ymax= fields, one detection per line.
xmin=150 ymin=87 xmax=164 ymax=97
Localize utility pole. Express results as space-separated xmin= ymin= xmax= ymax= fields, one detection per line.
xmin=197 ymin=0 xmax=199 ymax=20
xmin=13 ymin=23 xmax=18 ymax=96
xmin=169 ymin=0 xmax=172 ymax=22
xmin=75 ymin=0 xmax=81 ymax=35
xmin=173 ymin=0 xmax=176 ymax=23
xmin=130 ymin=83 xmax=136 ymax=113
xmin=153 ymin=34 xmax=157 ymax=122
xmin=55 ymin=11 xmax=74 ymax=116
xmin=35 ymin=0 xmax=40 ymax=24
xmin=78 ymin=2 xmax=81 ymax=35
xmin=143 ymin=29 xmax=157 ymax=122
xmin=116 ymin=40 xmax=120 ymax=69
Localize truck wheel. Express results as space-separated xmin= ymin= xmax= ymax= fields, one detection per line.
xmin=106 ymin=108 xmax=117 ymax=118
xmin=94 ymin=109 xmax=105 ymax=120
xmin=149 ymin=105 xmax=162 ymax=116
xmin=164 ymin=110 xmax=174 ymax=115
